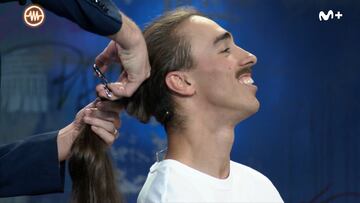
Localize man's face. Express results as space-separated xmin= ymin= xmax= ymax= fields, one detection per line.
xmin=180 ymin=15 xmax=259 ymax=121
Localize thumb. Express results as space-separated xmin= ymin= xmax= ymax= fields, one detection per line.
xmin=75 ymin=100 xmax=97 ymax=121
xmin=105 ymin=81 xmax=140 ymax=98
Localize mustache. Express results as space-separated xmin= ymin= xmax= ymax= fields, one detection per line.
xmin=236 ymin=67 xmax=252 ymax=78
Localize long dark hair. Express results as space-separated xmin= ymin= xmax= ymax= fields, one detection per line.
xmin=68 ymin=125 xmax=123 ymax=203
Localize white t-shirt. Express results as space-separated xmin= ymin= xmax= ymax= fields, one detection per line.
xmin=137 ymin=159 xmax=283 ymax=203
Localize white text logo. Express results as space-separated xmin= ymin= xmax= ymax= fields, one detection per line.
xmin=319 ymin=10 xmax=343 ymax=21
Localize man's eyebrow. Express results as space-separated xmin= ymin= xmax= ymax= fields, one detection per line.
xmin=213 ymin=32 xmax=232 ymax=46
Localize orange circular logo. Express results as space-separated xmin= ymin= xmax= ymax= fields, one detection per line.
xmin=23 ymin=5 xmax=45 ymax=27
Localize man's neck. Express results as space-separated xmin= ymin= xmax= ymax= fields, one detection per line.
xmin=165 ymin=116 xmax=235 ymax=179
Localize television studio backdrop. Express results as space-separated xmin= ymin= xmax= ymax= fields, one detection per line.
xmin=0 ymin=0 xmax=359 ymax=202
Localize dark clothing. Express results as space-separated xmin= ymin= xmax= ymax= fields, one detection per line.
xmin=0 ymin=132 xmax=65 ymax=197
xmin=32 ymin=0 xmax=122 ymax=36
xmin=0 ymin=0 xmax=122 ymax=36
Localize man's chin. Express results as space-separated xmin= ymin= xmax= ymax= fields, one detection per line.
xmin=235 ymin=100 xmax=260 ymax=122
xmin=252 ymin=99 xmax=260 ymax=113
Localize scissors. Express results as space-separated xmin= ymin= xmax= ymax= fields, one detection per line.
xmin=92 ymin=64 xmax=112 ymax=98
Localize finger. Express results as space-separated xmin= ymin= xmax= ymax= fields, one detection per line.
xmin=109 ymin=71 xmax=144 ymax=97
xmin=84 ymin=99 xmax=98 ymax=109
xmin=96 ymin=101 xmax=124 ymax=114
xmin=99 ymin=65 xmax=109 ymax=73
xmin=75 ymin=100 xmax=98 ymax=119
xmin=96 ymin=84 xmax=121 ymax=101
xmin=96 ymin=41 xmax=122 ymax=72
xmin=107 ymin=82 xmax=131 ymax=97
xmin=95 ymin=51 xmax=111 ymax=69
xmin=95 ymin=41 xmax=115 ymax=72
xmin=81 ymin=99 xmax=100 ymax=114
xmin=85 ymin=108 xmax=121 ymax=129
xmin=95 ymin=57 xmax=110 ymax=74
xmin=85 ymin=107 xmax=119 ymax=122
xmin=93 ymin=64 xmax=110 ymax=77
xmin=95 ymin=54 xmax=108 ymax=67
xmin=84 ymin=115 xmax=115 ymax=132
xmin=91 ymin=126 xmax=116 ymax=146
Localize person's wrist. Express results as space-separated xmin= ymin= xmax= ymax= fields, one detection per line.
xmin=109 ymin=12 xmax=143 ymax=49
xmin=57 ymin=123 xmax=78 ymax=162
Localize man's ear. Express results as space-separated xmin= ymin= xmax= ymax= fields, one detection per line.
xmin=165 ymin=71 xmax=195 ymax=96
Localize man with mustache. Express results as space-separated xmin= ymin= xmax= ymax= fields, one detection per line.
xmin=97 ymin=8 xmax=284 ymax=202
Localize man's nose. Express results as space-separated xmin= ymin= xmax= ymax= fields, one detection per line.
xmin=247 ymin=52 xmax=257 ymax=66
xmin=238 ymin=48 xmax=257 ymax=67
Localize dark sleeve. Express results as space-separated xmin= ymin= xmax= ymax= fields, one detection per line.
xmin=0 ymin=0 xmax=122 ymax=35
xmin=0 ymin=0 xmax=122 ymax=36
xmin=0 ymin=131 xmax=65 ymax=197
xmin=31 ymin=0 xmax=122 ymax=36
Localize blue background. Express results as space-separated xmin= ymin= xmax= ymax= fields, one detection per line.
xmin=0 ymin=0 xmax=359 ymax=203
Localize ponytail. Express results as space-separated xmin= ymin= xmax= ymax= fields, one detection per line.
xmin=68 ymin=125 xmax=123 ymax=203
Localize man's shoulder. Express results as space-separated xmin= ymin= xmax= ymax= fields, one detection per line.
xmin=230 ymin=161 xmax=272 ymax=182
xmin=141 ymin=160 xmax=174 ymax=189
xmin=137 ymin=160 xmax=191 ymax=203
xmin=230 ymin=161 xmax=283 ymax=202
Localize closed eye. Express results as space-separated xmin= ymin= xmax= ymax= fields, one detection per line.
xmin=220 ymin=47 xmax=230 ymax=54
